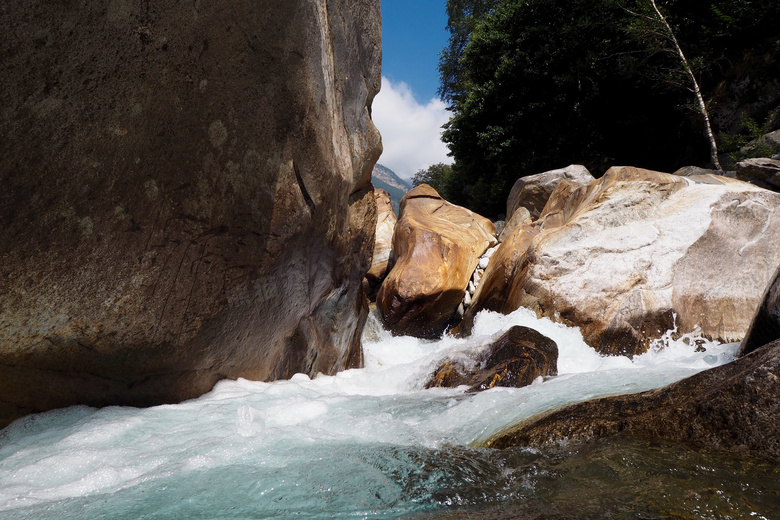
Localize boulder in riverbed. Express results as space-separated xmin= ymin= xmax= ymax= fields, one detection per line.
xmin=0 ymin=0 xmax=381 ymax=429
xmin=506 ymin=164 xmax=594 ymax=219
xmin=485 ymin=338 xmax=780 ymax=461
xmin=364 ymin=188 xmax=397 ymax=300
xmin=376 ymin=184 xmax=497 ymax=338
xmin=426 ymin=326 xmax=558 ymax=391
xmin=465 ymin=166 xmax=780 ymax=357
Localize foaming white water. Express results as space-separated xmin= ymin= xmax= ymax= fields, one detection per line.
xmin=0 ymin=308 xmax=737 ymax=518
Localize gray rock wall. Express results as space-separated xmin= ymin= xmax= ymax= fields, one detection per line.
xmin=0 ymin=0 xmax=381 ymax=428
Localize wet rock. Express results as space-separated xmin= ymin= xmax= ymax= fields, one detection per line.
xmin=376 ymin=184 xmax=497 ymax=338
xmin=426 ymin=326 xmax=558 ymax=391
xmin=465 ymin=166 xmax=780 ymax=356
xmin=486 ymin=339 xmax=780 ymax=461
xmin=364 ymin=188 xmax=397 ymax=300
xmin=506 ymin=164 xmax=594 ymax=219
xmin=738 ymin=265 xmax=780 ymax=357
xmin=0 ymin=0 xmax=381 ymax=429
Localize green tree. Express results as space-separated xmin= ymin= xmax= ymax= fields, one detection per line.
xmin=438 ymin=0 xmax=780 ymax=217
xmin=412 ymin=163 xmax=455 ymax=199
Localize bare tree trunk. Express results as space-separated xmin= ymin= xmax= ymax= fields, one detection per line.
xmin=649 ymin=0 xmax=722 ymax=170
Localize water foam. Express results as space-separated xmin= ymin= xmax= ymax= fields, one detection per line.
xmin=0 ymin=307 xmax=737 ymax=518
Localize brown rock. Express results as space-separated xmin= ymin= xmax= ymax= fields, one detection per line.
xmin=377 ymin=184 xmax=497 ymax=338
xmin=0 ymin=0 xmax=381 ymax=428
xmin=486 ymin=339 xmax=780 ymax=461
xmin=364 ymin=188 xmax=397 ymax=300
xmin=465 ymin=166 xmax=780 ymax=356
xmin=506 ymin=164 xmax=594 ymax=219
xmin=427 ymin=326 xmax=558 ymax=391
xmin=738 ymin=265 xmax=780 ymax=357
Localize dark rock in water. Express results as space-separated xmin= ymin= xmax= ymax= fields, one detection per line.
xmin=426 ymin=326 xmax=558 ymax=391
xmin=738 ymin=265 xmax=780 ymax=357
xmin=486 ymin=339 xmax=780 ymax=461
xmin=0 ymin=0 xmax=381 ymax=429
xmin=377 ymin=184 xmax=496 ymax=339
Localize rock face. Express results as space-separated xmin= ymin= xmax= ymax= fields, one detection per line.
xmin=735 ymin=157 xmax=780 ymax=190
xmin=0 ymin=0 xmax=381 ymax=428
xmin=426 ymin=326 xmax=558 ymax=391
xmin=364 ymin=188 xmax=397 ymax=300
xmin=505 ymin=164 xmax=594 ymax=219
xmin=738 ymin=265 xmax=780 ymax=357
xmin=486 ymin=339 xmax=780 ymax=461
xmin=466 ymin=166 xmax=780 ymax=356
xmin=377 ymin=184 xmax=497 ymax=338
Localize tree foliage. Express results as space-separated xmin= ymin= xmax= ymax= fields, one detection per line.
xmin=412 ymin=163 xmax=455 ymax=199
xmin=439 ymin=0 xmax=780 ymax=217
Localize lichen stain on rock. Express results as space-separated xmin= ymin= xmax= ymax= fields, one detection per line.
xmin=107 ymin=0 xmax=132 ymax=22
xmin=208 ymin=119 xmax=228 ymax=148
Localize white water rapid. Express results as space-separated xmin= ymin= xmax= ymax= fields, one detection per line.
xmin=0 ymin=308 xmax=738 ymax=519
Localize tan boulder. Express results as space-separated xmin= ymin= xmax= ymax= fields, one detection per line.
xmin=377 ymin=184 xmax=497 ymax=338
xmin=364 ymin=188 xmax=397 ymax=300
xmin=0 ymin=0 xmax=381 ymax=428
xmin=466 ymin=166 xmax=780 ymax=356
xmin=426 ymin=326 xmax=558 ymax=391
xmin=506 ymin=164 xmax=594 ymax=219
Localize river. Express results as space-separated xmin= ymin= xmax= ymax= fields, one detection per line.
xmin=0 ymin=307 xmax=777 ymax=519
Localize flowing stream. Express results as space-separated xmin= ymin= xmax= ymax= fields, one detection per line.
xmin=1 ymin=308 xmax=778 ymax=519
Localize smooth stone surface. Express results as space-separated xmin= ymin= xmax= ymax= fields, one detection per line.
xmin=465 ymin=166 xmax=780 ymax=356
xmin=377 ymin=184 xmax=497 ymax=338
xmin=505 ymin=164 xmax=594 ymax=219
xmin=364 ymin=188 xmax=397 ymax=300
xmin=738 ymin=265 xmax=780 ymax=357
xmin=0 ymin=0 xmax=381 ymax=429
xmin=486 ymin=339 xmax=780 ymax=461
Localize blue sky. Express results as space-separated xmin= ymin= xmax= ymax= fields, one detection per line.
xmin=373 ymin=1 xmax=453 ymax=180
xmin=381 ymin=0 xmax=449 ymax=104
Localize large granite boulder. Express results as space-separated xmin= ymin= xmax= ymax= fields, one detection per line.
xmin=0 ymin=0 xmax=381 ymax=429
xmin=738 ymin=265 xmax=780 ymax=357
xmin=465 ymin=166 xmax=780 ymax=356
xmin=363 ymin=188 xmax=397 ymax=300
xmin=486 ymin=338 xmax=780 ymax=461
xmin=505 ymin=164 xmax=594 ymax=219
xmin=426 ymin=326 xmax=558 ymax=392
xmin=377 ymin=184 xmax=497 ymax=338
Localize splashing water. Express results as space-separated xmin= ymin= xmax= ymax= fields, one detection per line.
xmin=1 ymin=307 xmax=776 ymax=519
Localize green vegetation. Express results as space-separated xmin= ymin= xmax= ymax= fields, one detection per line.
xmin=439 ymin=0 xmax=780 ymax=217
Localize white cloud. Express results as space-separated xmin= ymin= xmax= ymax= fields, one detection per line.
xmin=371 ymin=76 xmax=452 ymax=180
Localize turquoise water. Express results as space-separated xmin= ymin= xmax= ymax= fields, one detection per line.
xmin=2 ymin=308 xmax=771 ymax=519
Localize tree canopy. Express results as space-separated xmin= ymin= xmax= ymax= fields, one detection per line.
xmin=439 ymin=0 xmax=780 ymax=217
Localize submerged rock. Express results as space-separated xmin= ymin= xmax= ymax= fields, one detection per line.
xmin=465 ymin=166 xmax=780 ymax=356
xmin=738 ymin=265 xmax=780 ymax=357
xmin=486 ymin=339 xmax=780 ymax=461
xmin=426 ymin=326 xmax=558 ymax=391
xmin=505 ymin=164 xmax=594 ymax=219
xmin=0 ymin=0 xmax=381 ymax=428
xmin=364 ymin=188 xmax=397 ymax=300
xmin=377 ymin=184 xmax=497 ymax=338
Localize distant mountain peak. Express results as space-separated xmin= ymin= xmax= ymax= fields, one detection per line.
xmin=372 ymin=164 xmax=412 ymax=214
